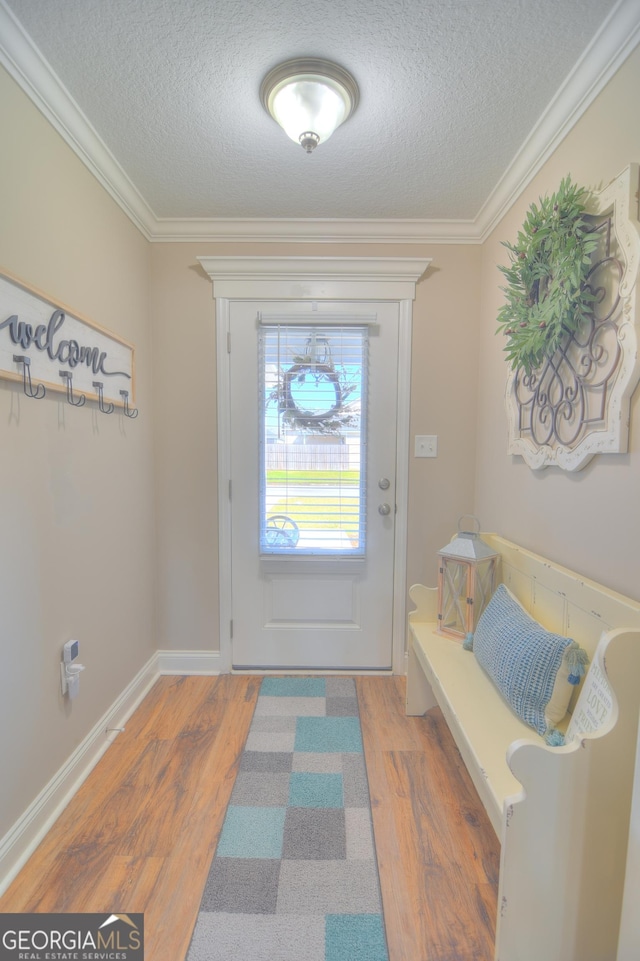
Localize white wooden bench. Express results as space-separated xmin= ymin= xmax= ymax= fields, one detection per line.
xmin=406 ymin=534 xmax=640 ymax=961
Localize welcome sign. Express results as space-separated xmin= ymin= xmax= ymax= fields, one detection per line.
xmin=0 ymin=270 xmax=135 ymax=406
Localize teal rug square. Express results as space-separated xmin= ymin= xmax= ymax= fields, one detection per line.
xmin=325 ymin=914 xmax=388 ymax=961
xmin=215 ymin=805 xmax=286 ymax=859
xmin=295 ymin=716 xmax=363 ymax=754
xmin=261 ymin=677 xmax=326 ymax=697
xmin=289 ymin=772 xmax=344 ymax=808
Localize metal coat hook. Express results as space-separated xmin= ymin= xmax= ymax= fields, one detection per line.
xmin=13 ymin=354 xmax=45 ymax=399
xmin=59 ymin=370 xmax=86 ymax=407
xmin=92 ymin=380 xmax=115 ymax=414
xmin=119 ymin=389 xmax=138 ymax=418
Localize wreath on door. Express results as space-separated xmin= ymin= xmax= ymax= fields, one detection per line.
xmin=271 ymin=354 xmax=359 ymax=434
xmin=282 ymin=362 xmax=343 ymax=429
xmin=496 ymin=176 xmax=600 ymax=374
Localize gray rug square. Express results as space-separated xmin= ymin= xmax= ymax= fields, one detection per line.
xmin=342 ymin=754 xmax=371 ymax=806
xmin=282 ymin=807 xmax=346 ymax=860
xmin=325 ymin=678 xmax=357 ymax=698
xmin=326 ymin=696 xmax=359 ymax=716
xmin=291 ymin=751 xmax=343 ymax=773
xmin=187 ymin=913 xmax=325 ymax=961
xmin=255 ymin=695 xmax=327 ymax=717
xmin=230 ymin=771 xmax=291 ymax=806
xmin=250 ymin=715 xmax=297 ymax=733
xmin=240 ymin=751 xmax=293 ymax=773
xmin=244 ymin=731 xmax=296 ymax=753
xmin=276 ymin=859 xmax=383 ymax=914
xmin=345 ymin=807 xmax=375 ymax=859
xmin=199 ymin=858 xmax=280 ymax=914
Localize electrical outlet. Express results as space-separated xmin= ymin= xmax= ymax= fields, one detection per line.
xmin=415 ymin=435 xmax=438 ymax=458
xmin=61 ymin=659 xmax=85 ymax=697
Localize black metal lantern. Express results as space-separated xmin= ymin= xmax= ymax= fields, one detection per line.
xmin=437 ymin=516 xmax=499 ymax=641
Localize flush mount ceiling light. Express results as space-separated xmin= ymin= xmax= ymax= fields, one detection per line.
xmin=260 ymin=58 xmax=359 ymax=154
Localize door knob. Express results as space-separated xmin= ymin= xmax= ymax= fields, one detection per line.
xmin=378 ymin=477 xmax=390 ymax=490
xmin=378 ymin=503 xmax=391 ymax=516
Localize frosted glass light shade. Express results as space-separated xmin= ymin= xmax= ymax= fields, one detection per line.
xmin=261 ymin=59 xmax=359 ymax=153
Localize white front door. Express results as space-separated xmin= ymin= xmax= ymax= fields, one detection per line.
xmin=229 ymin=300 xmax=400 ymax=670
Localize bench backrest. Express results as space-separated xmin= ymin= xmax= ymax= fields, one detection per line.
xmin=485 ymin=534 xmax=640 ymax=664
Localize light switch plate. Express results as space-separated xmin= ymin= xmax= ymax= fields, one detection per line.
xmin=415 ymin=435 xmax=438 ymax=457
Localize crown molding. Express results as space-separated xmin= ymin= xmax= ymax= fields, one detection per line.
xmin=0 ymin=0 xmax=157 ymax=240
xmin=155 ymin=217 xmax=480 ymax=244
xmin=1 ymin=0 xmax=639 ymax=246
xmin=475 ymin=0 xmax=640 ymax=242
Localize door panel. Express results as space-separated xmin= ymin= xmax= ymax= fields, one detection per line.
xmin=266 ymin=573 xmax=359 ymax=624
xmin=229 ymin=300 xmax=399 ymax=670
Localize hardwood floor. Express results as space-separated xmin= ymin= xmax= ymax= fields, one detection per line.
xmin=0 ymin=674 xmax=498 ymax=961
xmin=358 ymin=677 xmax=499 ymax=961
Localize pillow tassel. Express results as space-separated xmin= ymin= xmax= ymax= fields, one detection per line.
xmin=544 ymin=727 xmax=566 ymax=747
xmin=463 ymin=632 xmax=474 ymax=651
xmin=564 ymin=641 xmax=589 ymax=685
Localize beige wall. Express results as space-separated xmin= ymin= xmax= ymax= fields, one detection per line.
xmin=475 ymin=46 xmax=640 ymax=602
xmin=408 ymin=247 xmax=482 ymax=586
xmin=150 ymin=242 xmax=482 ymax=653
xmin=0 ymin=69 xmax=155 ymax=839
xmin=150 ymin=246 xmax=219 ymax=652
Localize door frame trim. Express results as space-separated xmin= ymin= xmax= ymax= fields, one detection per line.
xmin=199 ymin=256 xmax=431 ymax=674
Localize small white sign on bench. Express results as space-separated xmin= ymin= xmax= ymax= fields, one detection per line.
xmin=565 ymin=642 xmax=613 ymax=742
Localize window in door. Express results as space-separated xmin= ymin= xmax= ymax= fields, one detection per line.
xmin=259 ymin=323 xmax=369 ymax=556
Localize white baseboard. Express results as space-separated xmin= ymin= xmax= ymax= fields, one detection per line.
xmin=156 ymin=649 xmax=222 ymax=675
xmin=0 ymin=648 xmax=220 ymax=897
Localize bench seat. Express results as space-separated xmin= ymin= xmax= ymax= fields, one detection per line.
xmin=410 ymin=619 xmax=550 ymax=837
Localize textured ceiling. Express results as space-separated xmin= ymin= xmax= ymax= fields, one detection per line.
xmin=1 ymin=0 xmax=626 ymax=224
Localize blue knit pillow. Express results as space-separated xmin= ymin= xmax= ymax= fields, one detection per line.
xmin=472 ymin=584 xmax=587 ymax=740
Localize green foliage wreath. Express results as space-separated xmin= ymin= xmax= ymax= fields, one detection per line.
xmin=496 ymin=176 xmax=600 ymax=374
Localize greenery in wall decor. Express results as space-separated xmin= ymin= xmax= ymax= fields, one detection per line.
xmin=496 ymin=176 xmax=600 ymax=374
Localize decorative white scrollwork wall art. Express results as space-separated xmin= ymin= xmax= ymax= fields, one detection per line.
xmin=504 ymin=164 xmax=640 ymax=471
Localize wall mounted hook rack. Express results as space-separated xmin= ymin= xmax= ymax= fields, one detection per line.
xmin=1 ymin=267 xmax=138 ymax=418
xmin=92 ymin=380 xmax=114 ymax=414
xmin=59 ymin=370 xmax=86 ymax=407
xmin=120 ymin=389 xmax=138 ymax=419
xmin=13 ymin=354 xmax=45 ymax=399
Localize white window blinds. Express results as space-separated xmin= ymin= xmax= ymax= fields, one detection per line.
xmin=259 ymin=324 xmax=369 ymax=555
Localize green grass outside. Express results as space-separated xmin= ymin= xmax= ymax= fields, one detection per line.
xmin=268 ymin=495 xmax=361 ymax=542
xmin=266 ymin=470 xmax=360 ymax=484
xmin=266 ymin=471 xmax=362 ymax=542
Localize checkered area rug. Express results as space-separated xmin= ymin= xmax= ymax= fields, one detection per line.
xmin=186 ymin=676 xmax=389 ymax=961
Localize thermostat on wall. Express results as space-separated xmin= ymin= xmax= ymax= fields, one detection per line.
xmin=63 ymin=639 xmax=79 ymax=663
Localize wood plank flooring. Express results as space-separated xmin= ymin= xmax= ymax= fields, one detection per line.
xmin=0 ymin=674 xmax=498 ymax=961
xmin=358 ymin=677 xmax=499 ymax=961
